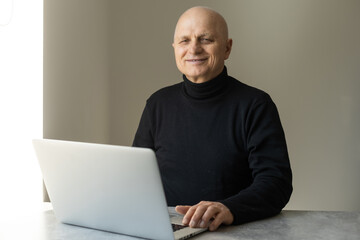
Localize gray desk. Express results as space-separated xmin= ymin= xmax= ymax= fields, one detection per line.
xmin=1 ymin=204 xmax=359 ymax=240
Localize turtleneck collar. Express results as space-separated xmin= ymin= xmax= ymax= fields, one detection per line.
xmin=182 ymin=67 xmax=229 ymax=100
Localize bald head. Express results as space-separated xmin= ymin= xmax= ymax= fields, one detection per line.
xmin=174 ymin=6 xmax=229 ymax=42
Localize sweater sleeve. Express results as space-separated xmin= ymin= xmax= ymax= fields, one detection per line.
xmin=132 ymin=102 xmax=155 ymax=150
xmin=220 ymin=94 xmax=293 ymax=225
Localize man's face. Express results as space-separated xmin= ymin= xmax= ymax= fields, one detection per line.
xmin=172 ymin=10 xmax=232 ymax=83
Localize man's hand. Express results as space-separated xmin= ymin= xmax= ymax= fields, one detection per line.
xmin=175 ymin=201 xmax=234 ymax=231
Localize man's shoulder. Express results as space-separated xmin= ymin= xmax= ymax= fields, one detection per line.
xmin=146 ymin=82 xmax=183 ymax=104
xmin=227 ymin=76 xmax=271 ymax=103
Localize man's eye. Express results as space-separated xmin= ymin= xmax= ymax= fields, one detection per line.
xmin=180 ymin=39 xmax=189 ymax=44
xmin=200 ymin=38 xmax=213 ymax=43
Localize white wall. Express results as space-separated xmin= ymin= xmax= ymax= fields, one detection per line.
xmin=44 ymin=0 xmax=360 ymax=211
xmin=1 ymin=0 xmax=43 ymax=210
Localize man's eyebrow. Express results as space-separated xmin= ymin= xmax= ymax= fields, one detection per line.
xmin=198 ymin=33 xmax=212 ymax=37
xmin=176 ymin=33 xmax=213 ymax=39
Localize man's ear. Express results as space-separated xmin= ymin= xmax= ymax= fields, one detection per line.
xmin=224 ymin=38 xmax=233 ymax=60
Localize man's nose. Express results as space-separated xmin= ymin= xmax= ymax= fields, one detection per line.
xmin=188 ymin=40 xmax=202 ymax=54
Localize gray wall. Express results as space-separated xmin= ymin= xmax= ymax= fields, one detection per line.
xmin=44 ymin=0 xmax=110 ymax=144
xmin=44 ymin=0 xmax=360 ymax=211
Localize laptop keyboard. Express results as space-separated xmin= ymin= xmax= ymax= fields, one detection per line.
xmin=172 ymin=223 xmax=187 ymax=232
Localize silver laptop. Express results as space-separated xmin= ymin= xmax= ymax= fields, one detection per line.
xmin=32 ymin=139 xmax=206 ymax=240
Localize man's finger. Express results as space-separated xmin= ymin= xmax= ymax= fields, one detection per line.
xmin=189 ymin=204 xmax=208 ymax=228
xmin=175 ymin=205 xmax=191 ymax=215
xmin=208 ymin=212 xmax=226 ymax=231
xmin=200 ymin=205 xmax=219 ymax=227
xmin=181 ymin=205 xmax=197 ymax=225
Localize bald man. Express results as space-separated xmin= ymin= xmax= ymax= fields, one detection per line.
xmin=133 ymin=7 xmax=292 ymax=231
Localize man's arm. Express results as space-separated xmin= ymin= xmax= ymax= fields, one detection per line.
xmin=176 ymin=95 xmax=292 ymax=229
xmin=133 ymin=102 xmax=154 ymax=149
xmin=223 ymin=95 xmax=293 ymax=224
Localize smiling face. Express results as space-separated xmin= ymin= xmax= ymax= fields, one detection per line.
xmin=172 ymin=7 xmax=232 ymax=83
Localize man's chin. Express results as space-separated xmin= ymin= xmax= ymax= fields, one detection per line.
xmin=183 ymin=70 xmax=209 ymax=83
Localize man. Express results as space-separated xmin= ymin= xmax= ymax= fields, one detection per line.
xmin=133 ymin=6 xmax=292 ymax=231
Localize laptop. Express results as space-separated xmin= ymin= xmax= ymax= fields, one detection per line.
xmin=32 ymin=139 xmax=207 ymax=240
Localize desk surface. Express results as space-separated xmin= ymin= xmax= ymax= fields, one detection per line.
xmin=0 ymin=204 xmax=359 ymax=240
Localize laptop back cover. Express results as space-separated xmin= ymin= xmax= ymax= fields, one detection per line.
xmin=33 ymin=139 xmax=174 ymax=240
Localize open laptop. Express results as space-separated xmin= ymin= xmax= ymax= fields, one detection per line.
xmin=32 ymin=139 xmax=207 ymax=240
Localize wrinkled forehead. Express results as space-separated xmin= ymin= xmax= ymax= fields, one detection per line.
xmin=174 ymin=9 xmax=228 ymax=40
xmin=175 ymin=19 xmax=218 ymax=39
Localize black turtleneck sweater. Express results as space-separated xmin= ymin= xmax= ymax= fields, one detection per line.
xmin=133 ymin=67 xmax=292 ymax=225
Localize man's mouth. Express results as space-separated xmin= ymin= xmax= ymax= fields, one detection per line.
xmin=186 ymin=58 xmax=207 ymax=63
